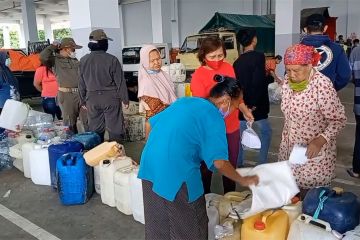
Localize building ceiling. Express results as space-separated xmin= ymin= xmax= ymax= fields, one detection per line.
xmin=0 ymin=0 xmax=69 ymax=24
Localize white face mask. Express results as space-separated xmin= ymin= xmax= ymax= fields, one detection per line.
xmin=68 ymin=51 xmax=76 ymax=59
xmin=5 ymin=58 xmax=11 ymax=67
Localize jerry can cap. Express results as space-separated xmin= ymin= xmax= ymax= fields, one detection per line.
xmin=254 ymin=220 xmax=265 ymax=230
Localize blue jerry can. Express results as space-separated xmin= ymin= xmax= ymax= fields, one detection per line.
xmin=56 ymin=152 xmax=94 ymax=205
xmin=303 ymin=187 xmax=360 ymax=234
xmin=71 ymin=132 xmax=102 ymax=150
xmin=48 ymin=141 xmax=84 ymax=188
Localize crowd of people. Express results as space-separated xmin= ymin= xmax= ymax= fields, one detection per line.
xmin=0 ymin=12 xmax=358 ymax=240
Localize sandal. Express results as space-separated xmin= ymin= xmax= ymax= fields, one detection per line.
xmin=347 ymin=168 xmax=360 ymax=178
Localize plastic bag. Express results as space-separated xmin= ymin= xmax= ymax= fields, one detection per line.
xmin=205 ymin=193 xmax=222 ymax=240
xmin=241 ymin=123 xmax=261 ymax=149
xmin=289 ymin=144 xmax=308 ymax=165
xmin=343 ymin=225 xmax=360 ymax=239
xmin=268 ymin=82 xmax=282 ymax=104
xmin=236 ymin=161 xmax=300 ymax=219
xmin=214 ymin=221 xmax=234 ymax=239
xmin=0 ymin=140 xmax=12 ymax=171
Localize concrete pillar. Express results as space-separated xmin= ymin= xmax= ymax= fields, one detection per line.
xmin=21 ymin=0 xmax=39 ymax=43
xmin=68 ymin=0 xmax=122 ymax=59
xmin=275 ymin=0 xmax=301 ymax=75
xmin=43 ymin=16 xmax=53 ymax=42
xmin=2 ymin=26 xmax=11 ymax=49
xmin=18 ymin=23 xmax=26 ymax=48
xmin=151 ymin=0 xmax=163 ymax=43
xmin=170 ymin=0 xmax=180 ymax=48
xmin=253 ymin=0 xmax=268 ymax=15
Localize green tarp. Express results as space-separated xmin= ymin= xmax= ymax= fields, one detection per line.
xmin=200 ymin=12 xmax=275 ymax=55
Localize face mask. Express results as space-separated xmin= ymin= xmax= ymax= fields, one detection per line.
xmin=219 ymin=101 xmax=231 ymax=118
xmin=205 ymin=59 xmax=224 ymax=70
xmin=288 ymin=79 xmax=309 ymax=92
xmin=68 ymin=51 xmax=76 ymax=59
xmin=5 ymin=58 xmax=11 ymax=67
xmin=146 ymin=69 xmax=160 ymax=74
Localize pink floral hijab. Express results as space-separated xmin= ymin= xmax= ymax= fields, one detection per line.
xmin=137 ymin=45 xmax=177 ymax=104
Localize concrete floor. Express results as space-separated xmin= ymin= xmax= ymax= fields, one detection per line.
xmin=0 ymin=84 xmax=359 ymax=240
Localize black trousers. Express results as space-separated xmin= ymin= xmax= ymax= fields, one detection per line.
xmin=353 ymin=115 xmax=360 ymax=173
xmin=142 ymin=180 xmax=208 ymax=240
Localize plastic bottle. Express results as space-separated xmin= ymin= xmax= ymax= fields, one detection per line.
xmin=0 ymin=140 xmax=12 ymax=171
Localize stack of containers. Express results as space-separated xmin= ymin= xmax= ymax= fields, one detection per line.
xmin=122 ymin=101 xmax=146 ymax=142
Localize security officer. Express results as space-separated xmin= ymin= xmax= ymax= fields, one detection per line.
xmin=79 ymin=29 xmax=129 ymax=142
xmin=40 ymin=38 xmax=88 ymax=133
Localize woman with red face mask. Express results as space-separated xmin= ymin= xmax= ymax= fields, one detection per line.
xmin=191 ymin=36 xmax=254 ymax=194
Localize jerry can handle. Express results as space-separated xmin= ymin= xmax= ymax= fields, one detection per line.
xmin=62 ymin=154 xmax=77 ymax=166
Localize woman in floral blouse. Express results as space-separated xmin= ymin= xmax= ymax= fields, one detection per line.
xmin=278 ymin=44 xmax=347 ymax=197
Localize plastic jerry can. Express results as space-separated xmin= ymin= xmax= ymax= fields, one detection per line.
xmin=287 ymin=214 xmax=341 ymax=240
xmin=48 ymin=141 xmax=84 ymax=188
xmin=114 ymin=166 xmax=133 ymax=215
xmin=21 ymin=142 xmax=36 ymax=178
xmin=94 ymin=165 xmax=101 ymax=194
xmin=0 ymin=99 xmax=30 ymax=132
xmin=16 ymin=132 xmax=34 ymax=145
xmin=71 ymin=132 xmax=101 ymax=150
xmin=29 ymin=145 xmax=51 ymax=186
xmin=57 ymin=152 xmax=94 ymax=205
xmin=100 ymin=157 xmax=132 ymax=207
xmin=129 ymin=167 xmax=145 ymax=224
xmin=84 ymin=142 xmax=125 ymax=167
xmin=10 ymin=144 xmax=23 ymax=171
xmin=241 ymin=209 xmax=289 ymax=240
xmin=303 ymin=187 xmax=360 ymax=234
xmin=282 ymin=197 xmax=302 ymax=225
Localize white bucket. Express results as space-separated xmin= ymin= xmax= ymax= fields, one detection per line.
xmin=29 ymin=145 xmax=51 ymax=186
xmin=129 ymin=167 xmax=145 ymax=224
xmin=22 ymin=142 xmax=35 ymax=178
xmin=100 ymin=157 xmax=132 ymax=207
xmin=114 ymin=167 xmax=133 ymax=215
xmin=0 ymin=100 xmax=29 ymax=132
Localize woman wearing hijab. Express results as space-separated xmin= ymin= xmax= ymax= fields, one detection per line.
xmin=137 ymin=45 xmax=177 ymax=138
xmin=0 ymin=51 xmax=19 ymax=113
xmin=279 ymin=44 xmax=347 ymax=198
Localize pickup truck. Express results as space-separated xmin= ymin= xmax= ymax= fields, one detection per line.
xmin=4 ymin=41 xmax=49 ymax=99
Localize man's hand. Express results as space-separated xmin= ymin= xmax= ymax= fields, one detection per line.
xmin=238 ymin=175 xmax=259 ymax=187
xmin=306 ymin=135 xmax=327 ymax=159
xmin=81 ymin=105 xmax=87 ymax=110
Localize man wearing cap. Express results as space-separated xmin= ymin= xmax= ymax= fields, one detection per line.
xmin=40 ymin=38 xmax=88 ymax=133
xmin=301 ymin=13 xmax=351 ymax=91
xmin=78 ymin=29 xmax=129 ymax=142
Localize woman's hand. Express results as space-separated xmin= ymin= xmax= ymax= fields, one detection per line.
xmin=238 ymin=175 xmax=259 ymax=187
xmin=306 ymin=135 xmax=327 ymax=159
xmin=239 ymin=103 xmax=254 ymax=123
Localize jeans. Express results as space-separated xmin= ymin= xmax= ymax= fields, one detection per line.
xmin=42 ymin=97 xmax=62 ymax=121
xmin=237 ymin=118 xmax=272 ymax=167
xmin=353 ymin=115 xmax=360 ymax=173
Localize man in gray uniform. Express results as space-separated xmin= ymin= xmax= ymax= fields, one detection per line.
xmin=79 ymin=29 xmax=129 ymax=142
xmin=40 ymin=38 xmax=88 ymax=133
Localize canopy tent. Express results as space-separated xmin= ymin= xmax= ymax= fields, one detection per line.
xmin=200 ymin=12 xmax=275 ymax=55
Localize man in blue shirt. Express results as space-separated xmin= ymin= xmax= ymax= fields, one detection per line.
xmin=301 ymin=14 xmax=351 ymax=91
xmin=138 ymin=76 xmax=258 ymax=240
